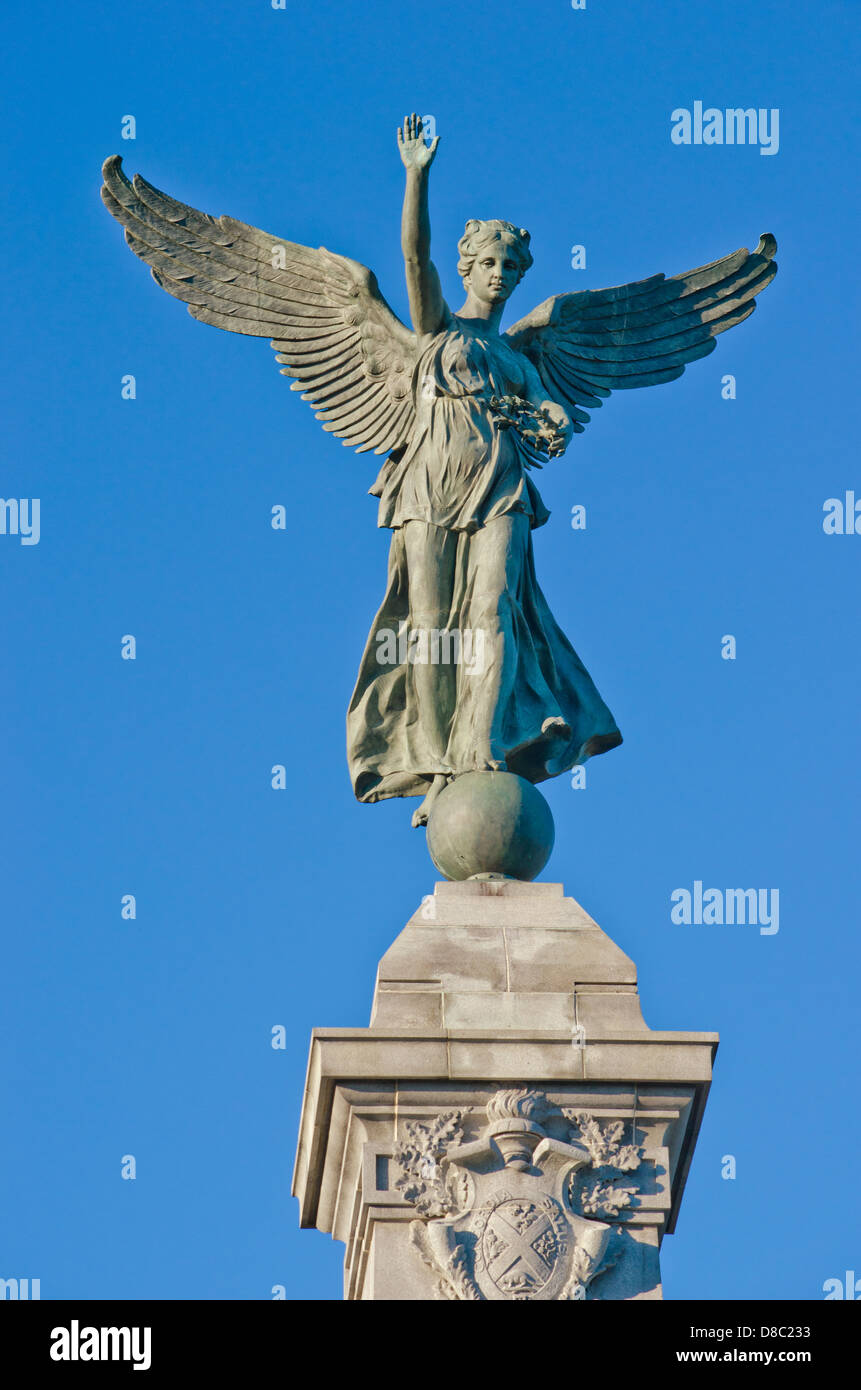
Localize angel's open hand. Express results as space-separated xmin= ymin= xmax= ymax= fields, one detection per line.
xmin=397 ymin=113 xmax=440 ymax=171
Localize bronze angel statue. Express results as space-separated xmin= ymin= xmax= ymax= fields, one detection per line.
xmin=102 ymin=114 xmax=777 ymax=829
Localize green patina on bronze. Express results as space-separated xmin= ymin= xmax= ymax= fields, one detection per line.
xmin=426 ymin=772 xmax=555 ymax=882
xmin=101 ymin=114 xmax=777 ymax=834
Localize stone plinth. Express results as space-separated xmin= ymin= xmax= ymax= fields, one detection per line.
xmin=293 ymin=880 xmax=717 ymax=1301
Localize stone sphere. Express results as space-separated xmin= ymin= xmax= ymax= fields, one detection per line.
xmin=426 ymin=771 xmax=555 ymax=881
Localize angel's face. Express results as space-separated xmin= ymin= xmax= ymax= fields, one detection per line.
xmin=467 ymin=242 xmax=522 ymax=305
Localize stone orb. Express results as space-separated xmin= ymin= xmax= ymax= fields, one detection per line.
xmin=426 ymin=771 xmax=555 ymax=882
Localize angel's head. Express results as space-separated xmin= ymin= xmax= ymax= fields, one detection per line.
xmin=457 ymin=219 xmax=533 ymax=305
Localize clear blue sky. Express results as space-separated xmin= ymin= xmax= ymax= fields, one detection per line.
xmin=2 ymin=0 xmax=858 ymax=1300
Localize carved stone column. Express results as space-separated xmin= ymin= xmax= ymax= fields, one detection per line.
xmin=293 ymin=880 xmax=716 ymax=1300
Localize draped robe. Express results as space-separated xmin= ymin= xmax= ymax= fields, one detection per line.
xmin=347 ymin=310 xmax=622 ymax=803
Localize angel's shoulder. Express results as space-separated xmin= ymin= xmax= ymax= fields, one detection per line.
xmin=438 ymin=302 xmax=458 ymax=332
xmin=416 ymin=302 xmax=457 ymax=345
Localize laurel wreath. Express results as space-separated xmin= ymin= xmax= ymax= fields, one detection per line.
xmin=488 ymin=394 xmax=568 ymax=464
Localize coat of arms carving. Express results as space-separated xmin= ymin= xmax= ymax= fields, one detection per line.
xmin=392 ymin=1089 xmax=643 ymax=1301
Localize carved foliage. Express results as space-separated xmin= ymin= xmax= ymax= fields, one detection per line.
xmin=565 ymin=1111 xmax=643 ymax=1220
xmin=392 ymin=1111 xmax=466 ymax=1218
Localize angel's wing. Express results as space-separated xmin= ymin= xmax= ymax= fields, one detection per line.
xmin=505 ymin=234 xmax=777 ymax=433
xmin=101 ymin=156 xmax=418 ymax=455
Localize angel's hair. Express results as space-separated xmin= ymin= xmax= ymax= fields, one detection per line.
xmin=456 ymin=219 xmax=534 ymax=284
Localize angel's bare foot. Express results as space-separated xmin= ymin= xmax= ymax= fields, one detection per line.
xmin=411 ymin=774 xmax=449 ymax=828
xmin=473 ymin=753 xmax=507 ymax=772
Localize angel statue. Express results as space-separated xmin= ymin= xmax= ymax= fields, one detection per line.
xmin=101 ymin=114 xmax=777 ymax=833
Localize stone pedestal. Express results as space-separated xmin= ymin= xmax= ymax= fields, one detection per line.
xmin=293 ymin=880 xmax=717 ymax=1301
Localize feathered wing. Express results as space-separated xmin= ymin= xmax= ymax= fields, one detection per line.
xmin=101 ymin=156 xmax=418 ymax=455
xmin=505 ymin=234 xmax=777 ymax=433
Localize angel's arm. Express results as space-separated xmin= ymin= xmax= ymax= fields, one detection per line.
xmin=398 ymin=113 xmax=446 ymax=336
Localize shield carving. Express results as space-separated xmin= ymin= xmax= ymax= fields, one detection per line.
xmin=473 ymin=1193 xmax=570 ymax=1301
xmin=396 ymin=1092 xmax=631 ymax=1300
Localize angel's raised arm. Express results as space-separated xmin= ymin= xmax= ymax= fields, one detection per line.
xmin=398 ymin=114 xmax=446 ymax=335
